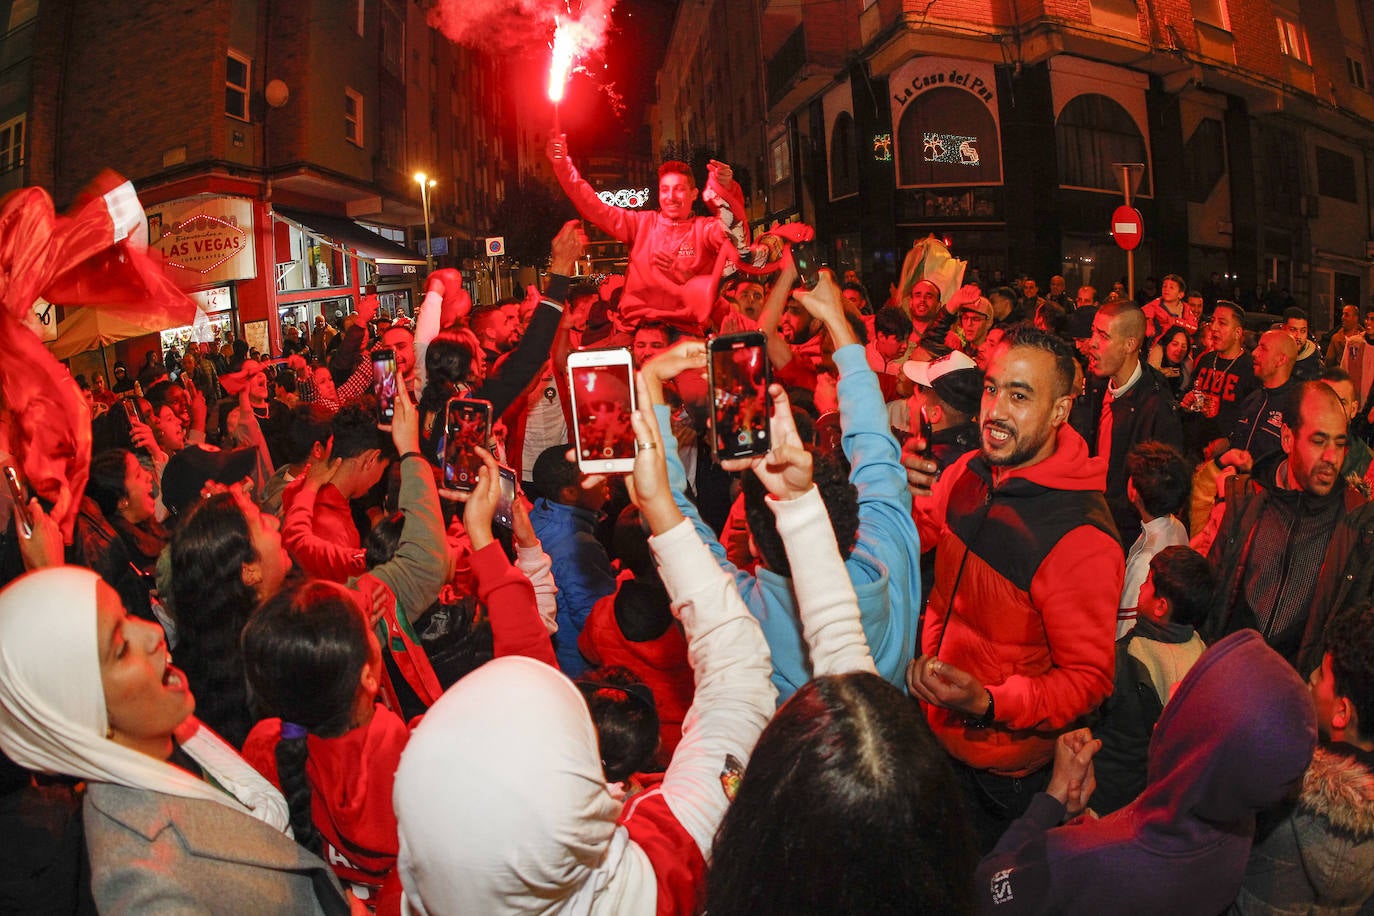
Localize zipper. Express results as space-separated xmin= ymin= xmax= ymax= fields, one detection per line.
xmin=1262 ymin=495 xmax=1303 ymax=641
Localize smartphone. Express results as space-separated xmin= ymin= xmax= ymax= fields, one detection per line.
xmin=122 ymin=398 xmax=142 ymax=425
xmin=4 ymin=466 xmax=31 ymax=538
xmin=442 ymin=397 xmax=493 ymax=493
xmin=791 ymin=240 xmax=822 ymax=289
xmin=567 ymin=348 xmax=637 ymax=475
xmin=493 ymin=466 xmax=517 ymax=530
xmin=372 ymin=347 xmax=398 ymax=426
xmin=708 ymin=332 xmax=772 ymax=460
xmin=918 ymin=405 xmax=934 ymax=456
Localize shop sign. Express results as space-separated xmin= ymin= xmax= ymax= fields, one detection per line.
xmin=892 ymin=63 xmax=995 ymax=110
xmin=148 ymin=197 xmax=257 ymax=283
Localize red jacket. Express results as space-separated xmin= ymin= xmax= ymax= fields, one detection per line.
xmin=578 ymin=571 xmax=695 ymax=763
xmin=281 ymin=476 xmax=365 ymax=582
xmin=918 ymin=424 xmax=1122 ymax=776
xmin=242 ymin=707 xmax=409 ymax=915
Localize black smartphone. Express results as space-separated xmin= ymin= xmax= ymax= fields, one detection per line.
xmin=4 ymin=466 xmax=31 ymax=538
xmin=372 ymin=348 xmax=398 ymax=426
xmin=708 ymin=332 xmax=772 ymax=460
xmin=919 ymin=405 xmax=934 ymax=455
xmin=442 ymin=397 xmax=493 ymax=493
xmin=122 ymin=397 xmax=142 ymax=426
xmin=791 ymin=240 xmax=822 ymax=289
xmin=494 ymin=466 xmax=517 ymax=530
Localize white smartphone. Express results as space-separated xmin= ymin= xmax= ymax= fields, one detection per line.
xmin=566 ymin=348 xmax=637 ymax=476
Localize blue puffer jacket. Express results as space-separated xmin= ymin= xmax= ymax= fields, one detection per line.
xmin=529 ymin=497 xmax=616 ymax=677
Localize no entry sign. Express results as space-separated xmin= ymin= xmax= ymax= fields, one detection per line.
xmin=1112 ymin=206 xmax=1143 ymax=251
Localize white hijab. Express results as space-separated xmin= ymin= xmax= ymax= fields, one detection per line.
xmin=395 ymin=655 xmax=657 ymax=915
xmin=0 ymin=566 xmax=289 ymax=831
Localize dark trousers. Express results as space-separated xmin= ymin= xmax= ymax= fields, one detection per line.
xmin=953 ymin=759 xmax=1052 ymax=855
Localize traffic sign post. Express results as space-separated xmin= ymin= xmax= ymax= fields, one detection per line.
xmin=1113 ymin=163 xmax=1145 ymax=300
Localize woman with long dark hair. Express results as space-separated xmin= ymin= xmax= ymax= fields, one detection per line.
xmin=169 ymin=487 xmax=290 ymax=748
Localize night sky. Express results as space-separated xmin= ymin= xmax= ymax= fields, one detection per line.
xmin=561 ymin=0 xmax=680 ymax=155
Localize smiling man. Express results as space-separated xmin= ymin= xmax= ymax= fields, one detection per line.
xmin=548 ymin=133 xmax=773 ymax=337
xmin=907 ymin=325 xmax=1122 ymax=851
xmin=1203 ymin=381 xmax=1374 ymax=672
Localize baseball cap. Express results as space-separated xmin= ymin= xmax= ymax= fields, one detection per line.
xmin=903 ymin=350 xmax=983 ymax=417
xmin=959 ymin=296 xmax=994 ymax=321
xmin=161 ymin=444 xmax=257 ymax=516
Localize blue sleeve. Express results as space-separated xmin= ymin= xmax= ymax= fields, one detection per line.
xmin=654 ymin=404 xmax=809 ymax=701
xmin=833 ymin=344 xmax=923 ymax=689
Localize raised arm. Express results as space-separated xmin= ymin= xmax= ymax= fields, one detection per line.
xmin=461 ymin=448 xmax=556 ymax=665
xmin=547 ymin=134 xmax=636 ymax=243
xmin=719 ymin=384 xmax=874 ymax=677
xmin=361 ymin=390 xmax=446 ymax=624
xmin=472 ymin=221 xmax=584 ymax=417
xmin=624 ymin=380 xmax=775 ymax=856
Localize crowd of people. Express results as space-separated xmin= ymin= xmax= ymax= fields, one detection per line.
xmin=0 ymin=140 xmax=1372 ymax=915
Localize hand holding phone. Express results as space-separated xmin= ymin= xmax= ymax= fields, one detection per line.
xmin=4 ymin=466 xmax=31 ymax=538
xmin=372 ymin=347 xmax=398 ymax=427
xmin=708 ymin=332 xmax=772 ymax=461
xmin=441 ymin=398 xmax=494 ymax=495
xmin=461 ymin=447 xmax=503 ymax=551
xmin=717 ymin=384 xmax=813 ymax=501
xmin=568 ymin=349 xmax=637 ymax=475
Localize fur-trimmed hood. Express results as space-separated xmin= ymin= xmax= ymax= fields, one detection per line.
xmin=1299 ymin=743 xmax=1374 ymax=839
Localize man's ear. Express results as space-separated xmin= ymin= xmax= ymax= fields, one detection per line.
xmin=1049 ymin=393 xmax=1074 ymax=428
xmin=1281 ymin=423 xmax=1294 ymax=456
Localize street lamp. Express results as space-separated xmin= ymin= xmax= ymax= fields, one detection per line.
xmin=414 ymin=171 xmax=437 ymax=273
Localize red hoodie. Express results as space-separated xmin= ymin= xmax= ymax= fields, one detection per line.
xmin=918 ymin=423 xmax=1123 ymax=776
xmin=242 ymin=707 xmax=409 ymax=914
xmin=281 ymin=475 xmax=365 ymax=582
xmin=578 ymin=571 xmax=695 ymax=764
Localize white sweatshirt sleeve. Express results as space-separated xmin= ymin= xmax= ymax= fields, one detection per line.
xmin=514 ymin=541 xmax=559 ymax=636
xmin=768 ymin=486 xmax=877 ymax=677
xmin=412 ymin=289 xmax=443 ymax=394
xmin=649 ymin=519 xmax=776 ymax=857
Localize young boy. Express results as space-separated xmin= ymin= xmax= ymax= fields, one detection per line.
xmin=1235 ymin=602 xmax=1374 ymax=912
xmin=1091 ymin=546 xmax=1211 ymax=814
xmin=1118 ymin=441 xmax=1190 ymax=638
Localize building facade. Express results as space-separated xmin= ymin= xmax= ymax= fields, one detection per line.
xmin=6 ymin=0 xmax=513 ymax=372
xmin=658 ymin=0 xmax=1374 ymax=328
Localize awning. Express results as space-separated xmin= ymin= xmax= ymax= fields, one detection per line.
xmin=274 ymin=208 xmax=426 ymax=266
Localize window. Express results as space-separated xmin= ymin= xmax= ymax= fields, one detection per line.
xmin=0 ymin=115 xmax=24 ymax=174
xmin=896 ymin=87 xmax=1002 ymax=186
xmin=1276 ymin=17 xmax=1310 ymax=64
xmin=1191 ymin=0 xmax=1229 ymax=29
xmin=226 ymin=52 xmax=250 ymax=121
xmin=345 ymin=88 xmax=363 ymax=146
xmin=381 ymin=3 xmax=404 ymax=79
xmin=1316 ymin=147 xmax=1357 ymax=202
xmin=1055 ymin=93 xmax=1150 ymax=194
xmin=1349 ymin=56 xmax=1367 ymax=90
xmin=830 ymin=112 xmax=858 ymax=199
